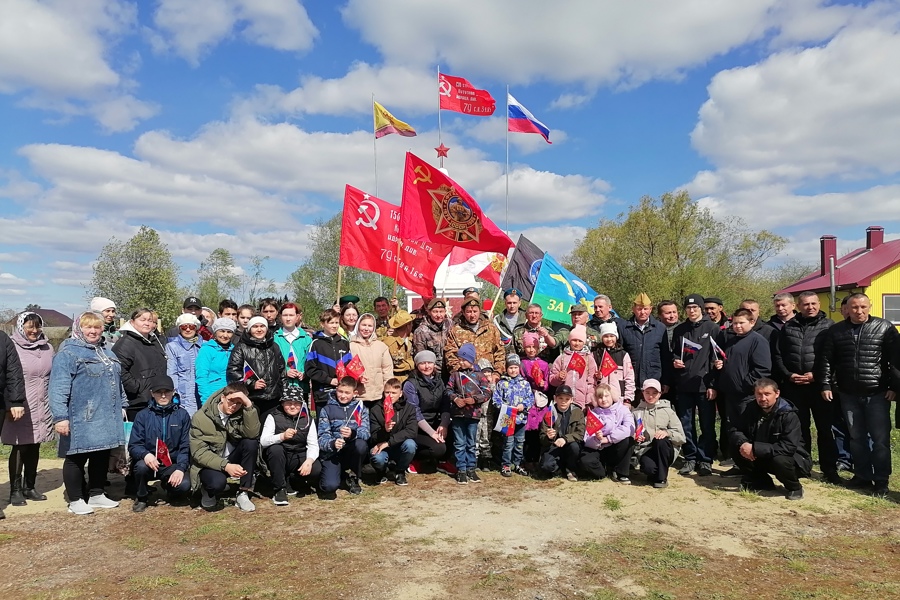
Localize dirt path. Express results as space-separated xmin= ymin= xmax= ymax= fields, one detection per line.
xmin=1 ymin=461 xmax=898 ymax=599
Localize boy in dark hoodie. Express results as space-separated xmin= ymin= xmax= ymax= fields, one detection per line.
xmin=369 ymin=378 xmax=418 ymax=486
xmin=317 ymin=377 xmax=370 ymax=499
xmin=128 ymin=375 xmax=191 ymax=512
xmin=539 ymin=385 xmax=586 ymax=481
xmin=305 ymin=309 xmax=352 ymax=413
xmin=448 ymin=343 xmax=492 ymax=485
xmin=728 ymin=378 xmax=811 ymax=500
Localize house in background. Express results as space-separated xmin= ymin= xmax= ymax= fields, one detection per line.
xmin=3 ymin=308 xmax=73 ymax=328
xmin=780 ymin=226 xmax=900 ymax=325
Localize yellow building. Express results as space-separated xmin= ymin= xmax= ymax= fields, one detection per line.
xmin=780 ymin=226 xmax=900 ymax=325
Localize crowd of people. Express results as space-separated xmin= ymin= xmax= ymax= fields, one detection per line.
xmin=0 ymin=285 xmax=896 ymax=518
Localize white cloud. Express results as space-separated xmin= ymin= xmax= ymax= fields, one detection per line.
xmin=686 ymin=16 xmax=900 ymax=227
xmin=0 ymin=253 xmax=31 ymax=263
xmin=0 ymin=273 xmax=27 ymax=285
xmin=517 ymin=225 xmax=588 ymax=260
xmin=478 ymin=167 xmax=609 ymax=226
xmin=549 ymin=93 xmax=593 ymax=110
xmin=0 ymin=0 xmax=155 ymax=131
xmin=233 ymin=63 xmax=435 ymax=118
xmin=151 ymin=0 xmax=317 ymax=65
xmin=460 ymin=116 xmax=566 ymax=153
xmin=2 ymin=289 xmax=27 ymax=296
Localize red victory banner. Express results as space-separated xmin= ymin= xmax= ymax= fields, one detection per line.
xmin=339 ymin=185 xmax=450 ymax=297
xmin=439 ymin=73 xmax=496 ymax=116
xmin=599 ymin=350 xmax=618 ymax=378
xmin=156 ymin=438 xmax=173 ymax=468
xmin=383 ymin=396 xmax=395 ymax=425
xmin=345 ymin=354 xmax=366 ymax=380
xmin=400 ymin=152 xmax=513 ymax=254
xmin=567 ymin=352 xmax=586 ymax=378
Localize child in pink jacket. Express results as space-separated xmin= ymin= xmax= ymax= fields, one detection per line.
xmin=592 ymin=323 xmax=635 ymax=406
xmin=549 ymin=325 xmax=597 ymax=409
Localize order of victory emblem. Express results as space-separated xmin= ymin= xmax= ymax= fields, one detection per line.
xmin=428 ymin=185 xmax=483 ymax=243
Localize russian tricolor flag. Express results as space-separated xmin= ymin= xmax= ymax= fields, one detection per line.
xmin=508 ymin=93 xmax=551 ymax=144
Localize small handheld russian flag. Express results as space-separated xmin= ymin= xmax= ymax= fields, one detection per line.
xmin=710 ymin=338 xmax=727 ymax=361
xmin=242 ymin=360 xmax=257 ymax=382
xmin=287 ymin=348 xmax=297 ymax=370
xmin=348 ymin=400 xmax=364 ymax=427
xmin=681 ymin=338 xmax=702 ymax=360
xmin=634 ymin=417 xmax=645 ymax=440
xmin=543 ymin=407 xmax=557 ymax=428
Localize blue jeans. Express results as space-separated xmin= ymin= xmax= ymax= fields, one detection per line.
xmin=501 ymin=423 xmax=526 ymax=468
xmin=371 ymin=438 xmax=417 ymax=473
xmin=674 ymin=392 xmax=717 ymax=464
xmin=842 ymin=391 xmax=892 ymax=483
xmin=452 ymin=418 xmax=478 ymax=471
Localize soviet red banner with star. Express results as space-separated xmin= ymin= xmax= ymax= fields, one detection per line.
xmin=439 ymin=73 xmax=496 ymax=116
xmin=399 ymin=153 xmax=513 ymax=255
xmin=339 ymin=184 xmax=450 ymax=297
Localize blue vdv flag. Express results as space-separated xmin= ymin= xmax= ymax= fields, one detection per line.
xmin=531 ymin=253 xmax=597 ymax=324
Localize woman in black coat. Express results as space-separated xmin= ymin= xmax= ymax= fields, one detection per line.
xmin=112 ymin=308 xmax=168 ymax=420
xmin=227 ymin=316 xmax=284 ymax=415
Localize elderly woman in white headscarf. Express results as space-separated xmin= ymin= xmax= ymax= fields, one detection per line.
xmin=2 ymin=312 xmax=54 ymax=507
xmin=349 ymin=313 xmax=394 ymax=405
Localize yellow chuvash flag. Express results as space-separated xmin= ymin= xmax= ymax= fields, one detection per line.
xmin=374 ymin=101 xmax=417 ymax=138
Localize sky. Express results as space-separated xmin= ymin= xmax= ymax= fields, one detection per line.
xmin=3 ymin=0 xmax=900 ymax=315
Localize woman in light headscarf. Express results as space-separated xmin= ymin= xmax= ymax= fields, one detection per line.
xmin=349 ymin=313 xmax=393 ymax=405
xmin=49 ymin=311 xmax=127 ymax=515
xmin=3 ymin=312 xmax=54 ymax=506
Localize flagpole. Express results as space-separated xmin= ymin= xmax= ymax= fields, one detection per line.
xmin=373 ymin=92 xmax=383 ymax=296
xmin=336 ymin=266 xmax=343 ymax=302
xmin=437 ymin=66 xmax=443 ymax=169
xmin=391 ymin=238 xmax=402 ymax=298
xmin=505 ymin=84 xmax=510 ymax=234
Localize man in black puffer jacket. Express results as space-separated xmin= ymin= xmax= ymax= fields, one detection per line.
xmin=729 ymin=378 xmax=811 ymax=500
xmin=772 ymin=291 xmax=843 ymax=483
xmin=816 ymin=293 xmax=900 ymax=497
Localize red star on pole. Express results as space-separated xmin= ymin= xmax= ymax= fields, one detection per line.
xmin=435 ymin=143 xmax=450 ymax=158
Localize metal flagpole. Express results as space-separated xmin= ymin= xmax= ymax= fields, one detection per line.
xmin=373 ymin=92 xmax=383 ymax=296
xmin=505 ymin=85 xmax=510 ymax=234
xmin=437 ymin=65 xmax=444 ymax=169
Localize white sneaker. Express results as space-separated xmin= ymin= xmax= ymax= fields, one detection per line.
xmin=235 ymin=491 xmax=256 ymax=512
xmin=68 ymin=499 xmax=94 ymax=515
xmin=87 ymin=494 xmax=119 ymax=509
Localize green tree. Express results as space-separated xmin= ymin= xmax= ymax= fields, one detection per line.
xmin=24 ymin=303 xmax=41 ymax=311
xmin=196 ymin=248 xmax=241 ymax=307
xmin=239 ymin=255 xmax=278 ymax=306
xmin=288 ymin=213 xmax=402 ymax=317
xmin=90 ymin=226 xmax=181 ymax=326
xmin=566 ymin=191 xmax=787 ymax=314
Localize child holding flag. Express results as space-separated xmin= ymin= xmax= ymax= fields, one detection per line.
xmin=493 ymin=355 xmax=534 ymax=477
xmin=317 ymin=377 xmax=370 ymax=498
xmin=349 ymin=313 xmax=394 ymax=405
xmin=448 ymin=343 xmax=492 ymax=484
xmin=539 ymin=385 xmax=585 ymax=481
xmin=226 ymin=316 xmax=285 ymax=415
xmin=369 ymin=378 xmax=418 ymax=486
xmin=592 ymin=323 xmax=636 ymax=405
xmin=549 ymin=325 xmax=597 ymax=409
xmin=260 ymin=385 xmax=320 ymax=506
xmin=632 ymin=379 xmax=685 ymax=488
xmin=306 ymin=309 xmax=352 ymax=412
xmin=579 ymin=383 xmax=635 ymax=483
xmin=522 ymin=331 xmax=550 ymax=470
xmin=128 ymin=375 xmax=191 ymax=512
xmin=273 ymin=302 xmax=313 ymax=399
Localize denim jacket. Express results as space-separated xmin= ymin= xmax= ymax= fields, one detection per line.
xmin=49 ymin=338 xmax=127 ymax=455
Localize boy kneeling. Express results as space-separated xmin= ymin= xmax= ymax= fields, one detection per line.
xmin=369 ymin=378 xmax=418 ymax=486
xmin=539 ymin=385 xmax=585 ymax=481
xmin=261 ymin=385 xmax=321 ymax=505
xmin=129 ymin=375 xmax=191 ymax=512
xmin=189 ymin=382 xmax=260 ymax=512
xmin=318 ymin=377 xmax=370 ymax=499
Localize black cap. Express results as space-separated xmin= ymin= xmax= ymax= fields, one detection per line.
xmin=150 ymin=375 xmax=175 ymax=392
xmin=704 ymin=296 xmax=724 ymax=306
xmin=555 ymin=385 xmax=574 ymax=397
xmin=683 ymin=294 xmax=704 ymax=309
xmin=183 ymin=296 xmax=201 ymax=309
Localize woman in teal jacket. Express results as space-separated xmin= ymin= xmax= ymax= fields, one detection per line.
xmin=273 ymin=303 xmax=312 ymax=396
xmin=195 ymin=318 xmax=236 ymax=405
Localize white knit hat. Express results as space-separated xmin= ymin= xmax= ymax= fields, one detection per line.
xmin=89 ymin=297 xmax=116 ymax=312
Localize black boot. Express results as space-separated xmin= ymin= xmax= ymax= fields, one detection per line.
xmin=9 ymin=477 xmax=27 ymax=506
xmin=23 ymin=472 xmax=46 ymax=500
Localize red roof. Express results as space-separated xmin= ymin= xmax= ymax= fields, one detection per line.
xmin=781 ymin=238 xmax=900 ymax=294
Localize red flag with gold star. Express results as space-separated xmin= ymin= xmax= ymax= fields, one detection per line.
xmin=400 ymin=152 xmax=513 ymax=254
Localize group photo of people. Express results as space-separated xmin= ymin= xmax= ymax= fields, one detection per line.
xmin=0 ymin=285 xmax=896 ymax=520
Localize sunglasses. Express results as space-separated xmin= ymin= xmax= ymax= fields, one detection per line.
xmin=180 ymin=324 xmax=198 ymax=330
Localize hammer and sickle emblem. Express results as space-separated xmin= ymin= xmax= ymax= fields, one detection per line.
xmin=413 ymin=165 xmax=433 ymax=185
xmin=355 ymin=200 xmax=380 ymax=230
xmin=439 ymin=77 xmax=452 ymax=97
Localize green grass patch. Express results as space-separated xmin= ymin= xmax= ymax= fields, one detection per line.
xmin=175 ymin=557 xmax=223 ymax=577
xmin=128 ymin=575 xmax=179 ymax=591
xmin=737 ymin=489 xmax=762 ymax=502
xmin=0 ymin=533 xmax=15 ymax=543
xmin=122 ymin=536 xmax=147 ymax=551
xmin=642 ymin=546 xmax=704 ymax=571
xmin=602 ymin=495 xmax=622 ymax=511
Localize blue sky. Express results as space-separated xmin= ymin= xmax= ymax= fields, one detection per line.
xmin=2 ymin=0 xmax=900 ymax=315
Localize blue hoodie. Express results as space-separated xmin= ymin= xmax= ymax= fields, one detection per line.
xmin=128 ymin=396 xmax=191 ymax=473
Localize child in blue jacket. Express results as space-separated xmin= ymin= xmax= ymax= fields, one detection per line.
xmin=317 ymin=377 xmax=370 ymax=499
xmin=128 ymin=375 xmax=191 ymax=512
xmin=493 ymin=354 xmax=535 ymax=477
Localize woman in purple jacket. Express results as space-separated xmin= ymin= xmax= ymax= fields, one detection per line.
xmin=3 ymin=312 xmax=54 ymax=506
